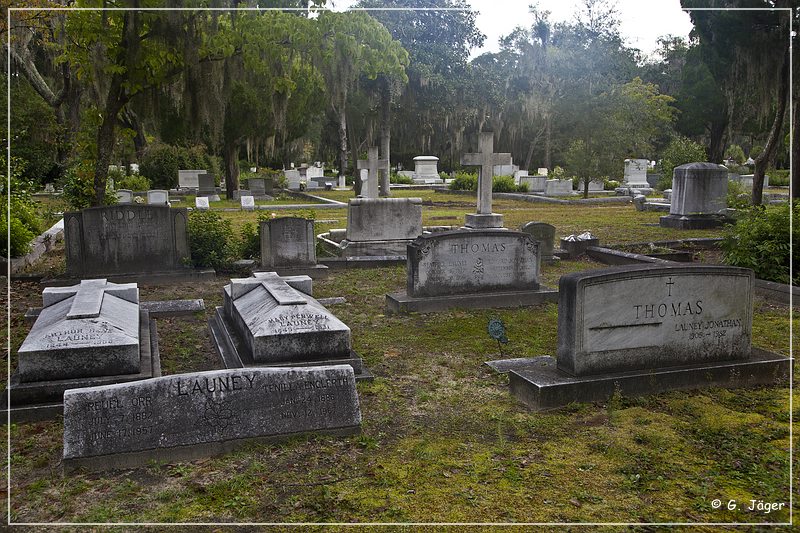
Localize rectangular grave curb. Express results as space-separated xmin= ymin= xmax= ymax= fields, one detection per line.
xmin=501 ymin=348 xmax=790 ymax=411
xmin=385 ymin=287 xmax=558 ymax=314
xmin=3 ymin=311 xmax=161 ymax=424
xmin=24 ymin=299 xmax=205 ymax=324
xmin=209 ymin=307 xmax=373 ymax=381
xmin=254 ymin=264 xmax=330 ymax=279
xmin=62 ymin=425 xmax=360 ymax=473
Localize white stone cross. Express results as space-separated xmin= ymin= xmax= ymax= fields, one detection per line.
xmin=461 ymin=132 xmax=512 ymax=215
xmin=42 ymin=279 xmax=139 ymax=319
xmin=356 ymin=147 xmax=387 ymax=199
xmin=460 ymin=132 xmax=511 ymax=228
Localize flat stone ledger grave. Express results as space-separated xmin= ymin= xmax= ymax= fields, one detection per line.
xmin=210 ymin=272 xmax=370 ymax=380
xmin=8 ymin=279 xmax=161 ymax=422
xmin=341 ymin=197 xmax=423 ymax=257
xmin=487 ymin=264 xmax=790 ymax=410
xmin=386 ymin=229 xmax=557 ymax=313
xmin=64 ymin=205 xmax=191 ymax=278
xmin=62 ymin=366 xmax=361 ymax=471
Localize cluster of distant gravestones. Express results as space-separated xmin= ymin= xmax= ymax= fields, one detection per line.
xmin=12 ymin=134 xmax=789 ymax=472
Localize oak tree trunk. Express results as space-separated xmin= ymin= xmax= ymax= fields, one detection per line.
xmin=753 ymin=49 xmax=789 ymax=206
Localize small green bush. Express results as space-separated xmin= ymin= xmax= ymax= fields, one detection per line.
xmin=2 ymin=155 xmax=44 ymax=257
xmin=550 ymin=166 xmax=566 ymax=179
xmin=140 ymin=143 xmax=179 ymax=189
xmin=449 ymin=172 xmax=478 ymax=191
xmin=768 ymin=170 xmax=789 ymax=186
xmin=660 ymin=137 xmax=707 ymax=181
xmin=606 ymin=179 xmax=620 ymax=189
xmin=116 ymin=174 xmax=151 ymax=191
xmin=726 ymin=180 xmax=751 ymax=209
xmin=187 ymin=210 xmax=234 ymax=268
xmin=390 ymin=172 xmax=413 ymax=185
xmin=62 ymin=161 xmax=117 ymax=210
xmin=722 ymin=202 xmax=797 ymax=284
xmin=725 ymin=144 xmax=746 ymax=165
xmin=239 ymin=222 xmax=260 ymax=260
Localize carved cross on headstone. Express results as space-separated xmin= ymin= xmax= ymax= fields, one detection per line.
xmin=460 ymin=132 xmax=512 ymax=228
xmin=42 ymin=279 xmax=139 ymax=320
xmin=229 ymin=272 xmax=307 ymax=305
xmin=356 ymin=147 xmax=387 ymax=199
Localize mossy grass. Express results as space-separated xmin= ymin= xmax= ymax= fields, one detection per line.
xmin=6 ymin=197 xmax=794 ymax=524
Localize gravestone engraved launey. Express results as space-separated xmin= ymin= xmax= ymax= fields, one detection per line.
xmin=64 ymin=204 xmax=191 ymax=278
xmin=62 ymin=366 xmax=361 ymax=471
xmin=8 ymin=279 xmax=161 ymax=421
xmin=386 ymin=229 xmax=557 ymax=313
xmin=486 ymin=264 xmax=790 ymax=410
xmin=209 ymin=272 xmax=370 ymax=379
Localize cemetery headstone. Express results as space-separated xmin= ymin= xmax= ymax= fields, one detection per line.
xmin=9 ymin=279 xmax=161 ymax=420
xmin=493 ymin=163 xmax=518 ymax=177
xmin=248 ymin=177 xmax=272 ymax=197
xmin=357 ymin=147 xmax=387 ymax=199
xmin=147 ymin=189 xmax=169 ymax=205
xmin=210 ymin=272 xmax=369 ymax=378
xmin=195 ymin=197 xmax=210 ymax=211
xmin=660 ymin=162 xmax=729 ymax=229
xmin=545 ymin=179 xmax=573 ymax=196
xmin=62 ymin=366 xmax=361 ymax=471
xmin=412 ymin=155 xmax=441 ymax=184
xmin=460 ymin=132 xmax=512 ymax=229
xmin=259 ymin=217 xmax=328 ymax=278
xmin=616 ymin=158 xmax=654 ymax=195
xmin=520 ymin=175 xmax=547 ymax=193
xmin=536 ymin=168 xmax=549 ymax=176
xmin=116 ymin=189 xmax=133 ymax=204
xmin=64 ymin=204 xmax=191 ymax=277
xmin=521 ymin=222 xmax=557 ymax=263
xmin=178 ymin=170 xmax=205 ymax=189
xmin=343 ymin=197 xmax=423 ymax=256
xmin=487 ymin=264 xmax=790 ymax=410
xmin=587 ymin=179 xmax=604 ymax=192
xmin=285 ymin=169 xmax=302 ymax=190
xmin=386 ymin=229 xmax=557 ymax=313
xmin=241 ymin=195 xmax=255 ymax=211
xmin=44 ymin=183 xmax=55 ymax=193
xmin=197 ymin=172 xmax=215 ymax=197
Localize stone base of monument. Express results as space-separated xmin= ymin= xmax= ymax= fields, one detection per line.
xmin=3 ymin=310 xmax=161 ymax=423
xmin=208 ymin=307 xmax=373 ymax=381
xmin=659 ymin=213 xmax=729 ymax=229
xmin=42 ymin=268 xmax=216 ymax=287
xmin=615 ymin=186 xmax=654 ymax=196
xmin=463 ymin=213 xmax=504 ymax=229
xmin=486 ymin=349 xmax=790 ymax=411
xmin=386 ymin=287 xmax=558 ymax=314
xmin=255 ymin=264 xmax=330 ymax=279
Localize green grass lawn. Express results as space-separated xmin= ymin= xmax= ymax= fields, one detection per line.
xmin=6 ymin=194 xmax=795 ymax=525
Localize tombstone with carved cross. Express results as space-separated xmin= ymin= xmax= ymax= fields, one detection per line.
xmin=460 ymin=132 xmax=512 ymax=229
xmin=356 ymin=147 xmax=387 ymax=199
xmin=221 ymin=272 xmax=352 ymax=364
xmin=16 ymin=279 xmax=141 ymax=383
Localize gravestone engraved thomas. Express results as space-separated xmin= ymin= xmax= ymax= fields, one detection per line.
xmin=62 ymin=366 xmax=361 ymax=471
xmin=487 ymin=264 xmax=790 ymax=410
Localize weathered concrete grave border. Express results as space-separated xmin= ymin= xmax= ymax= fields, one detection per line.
xmin=62 ymin=366 xmax=361 ymax=472
xmin=486 ymin=264 xmax=790 ymax=410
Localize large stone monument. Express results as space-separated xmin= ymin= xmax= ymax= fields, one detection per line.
xmin=259 ymin=216 xmax=328 ymax=278
xmin=62 ymin=366 xmax=361 ymax=471
xmin=460 ymin=132 xmax=512 ymax=229
xmin=9 ymin=279 xmax=161 ymax=420
xmin=412 ymin=156 xmax=442 ymax=184
xmin=486 ymin=264 xmax=790 ymax=410
xmin=660 ymin=162 xmax=729 ymax=229
xmin=209 ymin=272 xmax=371 ymax=379
xmin=616 ymin=158 xmax=654 ymax=195
xmin=64 ymin=204 xmax=192 ymax=279
xmin=386 ymin=229 xmax=557 ymax=313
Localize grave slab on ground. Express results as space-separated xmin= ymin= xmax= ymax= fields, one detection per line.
xmin=386 ymin=229 xmax=557 ymax=313
xmin=62 ymin=365 xmax=361 ymax=472
xmin=5 ymin=279 xmax=163 ymax=422
xmin=209 ymin=272 xmax=372 ymax=380
xmin=486 ymin=264 xmax=790 ymax=410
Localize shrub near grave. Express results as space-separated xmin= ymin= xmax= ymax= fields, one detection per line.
xmin=187 ymin=210 xmax=235 ymax=268
xmin=722 ymin=202 xmax=796 ymax=285
xmin=2 ymin=155 xmax=44 ymax=257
